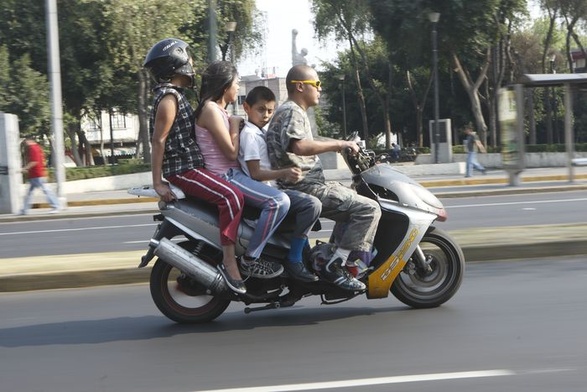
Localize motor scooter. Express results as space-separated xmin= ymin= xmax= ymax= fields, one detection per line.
xmin=129 ymin=135 xmax=465 ymax=324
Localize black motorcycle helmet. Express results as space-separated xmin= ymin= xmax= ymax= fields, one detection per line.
xmin=143 ymin=38 xmax=195 ymax=85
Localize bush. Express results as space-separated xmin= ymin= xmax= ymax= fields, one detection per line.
xmin=48 ymin=162 xmax=151 ymax=182
xmin=525 ymin=143 xmax=587 ymax=153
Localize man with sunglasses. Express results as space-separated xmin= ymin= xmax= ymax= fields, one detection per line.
xmin=266 ymin=65 xmax=382 ymax=292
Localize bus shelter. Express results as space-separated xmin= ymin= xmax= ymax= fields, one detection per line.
xmin=511 ymin=73 xmax=587 ymax=184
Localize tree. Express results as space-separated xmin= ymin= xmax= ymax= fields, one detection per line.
xmin=0 ymin=46 xmax=51 ymax=138
xmin=102 ymin=0 xmax=260 ymax=163
xmin=0 ymin=0 xmax=260 ymax=166
xmin=370 ymin=0 xmax=526 ymax=147
xmin=0 ymin=0 xmax=122 ymax=165
xmin=320 ymin=41 xmax=416 ymax=146
xmin=406 ymin=68 xmax=433 ymax=148
xmin=100 ymin=0 xmax=204 ymax=164
xmin=312 ymin=0 xmax=379 ymax=143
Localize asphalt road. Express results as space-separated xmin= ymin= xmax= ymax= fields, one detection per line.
xmin=440 ymin=189 xmax=587 ymax=229
xmin=0 ymin=256 xmax=585 ymax=392
xmin=1 ymin=190 xmax=585 ymax=258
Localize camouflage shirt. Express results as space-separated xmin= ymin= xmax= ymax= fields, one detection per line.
xmin=266 ymin=100 xmax=325 ymax=189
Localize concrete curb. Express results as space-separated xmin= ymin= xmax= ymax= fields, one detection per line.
xmin=2 ymin=225 xmax=585 ymax=292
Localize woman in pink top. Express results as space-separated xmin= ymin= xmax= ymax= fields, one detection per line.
xmin=194 ymin=61 xmax=288 ymax=280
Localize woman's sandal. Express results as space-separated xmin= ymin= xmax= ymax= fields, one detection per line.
xmin=217 ymin=263 xmax=247 ymax=294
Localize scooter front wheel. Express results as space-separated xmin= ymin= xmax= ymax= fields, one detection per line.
xmin=390 ymin=227 xmax=465 ymax=308
xmin=150 ymin=258 xmax=231 ymax=324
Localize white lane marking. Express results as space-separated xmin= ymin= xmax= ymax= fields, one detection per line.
xmin=192 ymin=369 xmax=515 ymax=392
xmin=0 ymin=223 xmax=155 ymax=236
xmin=446 ymin=197 xmax=587 ymax=209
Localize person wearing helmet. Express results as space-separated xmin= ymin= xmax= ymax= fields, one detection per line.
xmin=144 ymin=38 xmax=247 ymax=295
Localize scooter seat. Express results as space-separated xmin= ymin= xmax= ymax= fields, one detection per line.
xmin=128 ymin=184 xmax=186 ymax=199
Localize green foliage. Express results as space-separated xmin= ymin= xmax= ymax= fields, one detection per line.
xmin=49 ymin=161 xmax=151 ymax=182
xmin=314 ymin=106 xmax=341 ymax=138
xmin=2 ymin=0 xmax=587 ymax=167
xmin=0 ymin=46 xmax=51 ymax=138
xmin=526 ymin=143 xmax=587 ymax=152
xmin=319 ymin=39 xmax=417 ymax=144
xmin=0 ymin=0 xmax=258 ymax=166
xmin=176 ymin=0 xmax=261 ymax=69
xmin=366 ymin=135 xmax=381 ymax=149
xmin=452 ymin=145 xmax=465 ymax=154
xmin=311 ymin=0 xmax=373 ymax=43
xmin=0 ymin=46 xmax=8 ymax=107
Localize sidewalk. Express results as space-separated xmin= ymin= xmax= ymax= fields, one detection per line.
xmin=1 ymin=166 xmax=586 ymax=292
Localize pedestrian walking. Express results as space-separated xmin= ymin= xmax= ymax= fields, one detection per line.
xmin=19 ymin=139 xmax=60 ymax=215
xmin=464 ymin=125 xmax=487 ymax=177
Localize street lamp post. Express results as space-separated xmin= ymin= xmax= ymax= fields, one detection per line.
xmin=222 ymin=21 xmax=237 ymax=61
xmin=429 ymin=11 xmax=440 ymax=164
xmin=45 ymin=0 xmax=67 ymax=208
xmin=207 ymin=0 xmax=217 ymax=62
xmin=550 ymin=54 xmax=558 ymax=143
xmin=222 ymin=21 xmax=237 ymax=114
xmin=337 ymin=74 xmax=347 ymax=138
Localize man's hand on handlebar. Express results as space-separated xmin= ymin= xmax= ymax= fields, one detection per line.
xmin=340 ymin=140 xmax=360 ymax=154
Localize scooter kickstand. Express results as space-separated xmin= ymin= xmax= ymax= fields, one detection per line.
xmin=244 ymin=302 xmax=281 ymax=314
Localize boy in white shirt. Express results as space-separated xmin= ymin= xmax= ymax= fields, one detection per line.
xmin=238 ymin=86 xmax=320 ymax=282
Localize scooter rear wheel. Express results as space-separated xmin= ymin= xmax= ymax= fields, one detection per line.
xmin=390 ymin=227 xmax=465 ymax=308
xmin=150 ymin=252 xmax=231 ymax=324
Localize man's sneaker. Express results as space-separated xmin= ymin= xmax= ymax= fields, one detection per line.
xmin=238 ymin=256 xmax=284 ymax=279
xmin=345 ymin=259 xmax=370 ymax=279
xmin=49 ymin=208 xmax=59 ymax=214
xmin=320 ymin=258 xmax=366 ymax=292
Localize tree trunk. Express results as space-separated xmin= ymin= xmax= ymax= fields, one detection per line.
xmin=346 ymin=28 xmax=391 ymax=146
xmin=76 ymin=129 xmax=94 ymax=166
xmin=99 ymin=114 xmax=106 ymax=166
xmin=66 ymin=122 xmax=82 ymax=166
xmin=406 ymin=70 xmax=432 ymax=148
xmin=452 ymin=51 xmax=490 ymax=144
xmin=348 ymin=39 xmax=369 ymax=140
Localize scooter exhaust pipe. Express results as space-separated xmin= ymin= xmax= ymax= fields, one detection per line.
xmin=151 ymin=238 xmax=228 ymax=295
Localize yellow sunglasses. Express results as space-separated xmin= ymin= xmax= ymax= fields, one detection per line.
xmin=290 ymin=80 xmax=322 ymax=88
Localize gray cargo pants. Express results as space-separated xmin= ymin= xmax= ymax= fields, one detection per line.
xmin=295 ymin=181 xmax=381 ymax=252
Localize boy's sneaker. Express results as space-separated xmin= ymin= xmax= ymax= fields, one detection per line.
xmin=320 ymin=258 xmax=366 ymax=292
xmin=238 ymin=256 xmax=284 ymax=279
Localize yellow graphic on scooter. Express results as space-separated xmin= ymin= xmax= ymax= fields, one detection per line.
xmin=368 ymin=228 xmax=418 ymax=298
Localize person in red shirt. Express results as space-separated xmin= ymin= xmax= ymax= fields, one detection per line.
xmin=19 ymin=139 xmax=60 ymax=215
